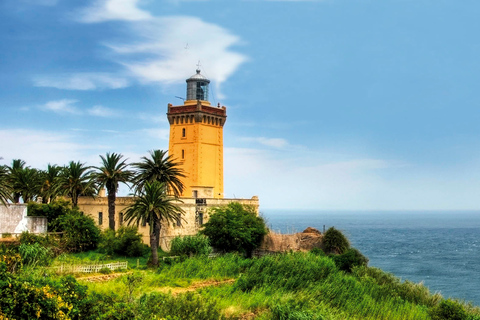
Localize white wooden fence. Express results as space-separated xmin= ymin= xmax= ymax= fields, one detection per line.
xmin=53 ymin=261 xmax=128 ymax=274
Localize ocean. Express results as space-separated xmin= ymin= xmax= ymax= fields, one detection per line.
xmin=261 ymin=210 xmax=480 ymax=306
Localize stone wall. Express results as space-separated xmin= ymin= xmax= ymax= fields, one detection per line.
xmin=0 ymin=204 xmax=48 ymax=235
xmin=77 ymin=195 xmax=259 ymax=250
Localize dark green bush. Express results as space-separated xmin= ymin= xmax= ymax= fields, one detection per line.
xmin=169 ymin=234 xmax=212 ymax=257
xmin=27 ymin=199 xmax=72 ymax=231
xmin=310 ymin=247 xmax=326 ymax=256
xmin=430 ymin=299 xmax=468 ymax=320
xmin=331 ymin=248 xmax=368 ymax=272
xmin=98 ymin=229 xmax=116 ymax=255
xmin=322 ymin=227 xmax=350 ymax=254
xmin=200 ymin=202 xmax=267 ymax=257
xmin=57 ymin=211 xmax=101 ymax=252
xmin=98 ymin=226 xmax=147 ymax=257
xmin=115 ymin=226 xmax=146 ymax=257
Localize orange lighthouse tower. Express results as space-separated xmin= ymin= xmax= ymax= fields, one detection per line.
xmin=167 ymin=69 xmax=226 ymax=199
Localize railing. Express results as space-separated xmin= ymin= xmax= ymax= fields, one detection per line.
xmin=52 ymin=261 xmax=128 ymax=274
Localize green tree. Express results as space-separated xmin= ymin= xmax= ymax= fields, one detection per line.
xmin=132 ymin=149 xmax=185 ymax=247
xmin=93 ymin=152 xmax=133 ymax=230
xmin=38 ymin=164 xmax=62 ymax=203
xmin=0 ymin=165 xmax=12 ymax=205
xmin=7 ymin=159 xmax=27 ymax=203
xmin=132 ymin=149 xmax=185 ymax=197
xmin=57 ymin=161 xmax=95 ymax=207
xmin=123 ymin=181 xmax=184 ymax=266
xmin=56 ymin=210 xmax=101 ymax=252
xmin=322 ymin=227 xmax=350 ymax=255
xmin=200 ymin=202 xmax=267 ymax=258
xmin=12 ymin=167 xmax=41 ymax=203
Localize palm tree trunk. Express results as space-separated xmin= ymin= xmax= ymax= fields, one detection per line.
xmin=108 ymin=187 xmax=116 ymax=230
xmin=150 ymin=219 xmax=159 ymax=266
xmin=155 ymin=220 xmax=161 ymax=248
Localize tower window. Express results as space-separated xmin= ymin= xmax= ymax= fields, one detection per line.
xmin=119 ymin=212 xmax=123 ymax=226
xmin=98 ymin=212 xmax=103 ymax=225
xmin=181 ymin=149 xmax=185 ymax=160
xmin=182 ymin=128 xmax=186 ymax=138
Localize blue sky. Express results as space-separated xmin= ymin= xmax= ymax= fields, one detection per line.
xmin=1 ymin=0 xmax=480 ymax=210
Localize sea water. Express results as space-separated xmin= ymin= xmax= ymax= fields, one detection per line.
xmin=261 ymin=210 xmax=480 ymax=305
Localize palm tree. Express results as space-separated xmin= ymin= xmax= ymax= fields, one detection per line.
xmin=8 ymin=159 xmax=26 ymax=203
xmin=132 ymin=149 xmax=186 ymax=247
xmin=12 ymin=167 xmax=41 ymax=203
xmin=123 ymin=181 xmax=184 ymax=266
xmin=0 ymin=165 xmax=12 ymax=205
xmin=38 ymin=164 xmax=62 ymax=203
xmin=57 ymin=161 xmax=96 ymax=207
xmin=132 ymin=150 xmax=185 ymax=197
xmin=93 ymin=152 xmax=133 ymax=230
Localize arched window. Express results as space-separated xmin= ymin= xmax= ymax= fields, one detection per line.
xmin=182 ymin=128 xmax=186 ymax=138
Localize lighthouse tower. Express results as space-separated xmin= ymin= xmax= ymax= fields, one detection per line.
xmin=167 ymin=69 xmax=226 ymax=199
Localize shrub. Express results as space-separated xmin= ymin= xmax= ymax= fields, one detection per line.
xmin=200 ymin=202 xmax=267 ymax=257
xmin=322 ymin=227 xmax=350 ymax=254
xmin=115 ymin=226 xmax=146 ymax=257
xmin=27 ymin=199 xmax=72 ymax=231
xmin=331 ymin=248 xmax=368 ymax=272
xmin=169 ymin=234 xmax=212 ymax=257
xmin=57 ymin=211 xmax=101 ymax=252
xmin=0 ymin=253 xmax=22 ymax=273
xmin=18 ymin=243 xmax=53 ymax=267
xmin=0 ymin=264 xmax=89 ymax=320
xmin=98 ymin=226 xmax=147 ymax=257
xmin=98 ymin=229 xmax=117 ymax=255
xmin=430 ymin=299 xmax=468 ymax=320
xmin=310 ymin=247 xmax=326 ymax=256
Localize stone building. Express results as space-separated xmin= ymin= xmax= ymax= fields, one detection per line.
xmin=78 ymin=69 xmax=259 ymax=249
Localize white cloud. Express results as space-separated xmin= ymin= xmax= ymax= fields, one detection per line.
xmin=75 ymin=0 xmax=247 ymax=98
xmin=87 ymin=105 xmax=118 ymax=117
xmin=137 ymin=113 xmax=167 ymax=124
xmin=40 ymin=99 xmax=80 ymax=114
xmin=108 ymin=16 xmax=247 ymax=98
xmin=241 ymin=137 xmax=289 ymax=148
xmin=78 ymin=0 xmax=152 ymax=23
xmin=0 ymin=129 xmax=94 ymax=168
xmin=224 ymin=147 xmax=480 ymax=210
xmin=33 ymin=73 xmax=129 ymax=90
xmin=139 ymin=128 xmax=170 ymax=140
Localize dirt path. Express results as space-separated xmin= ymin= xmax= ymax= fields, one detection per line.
xmin=157 ymin=278 xmax=236 ymax=295
xmin=77 ymin=272 xmax=131 ymax=282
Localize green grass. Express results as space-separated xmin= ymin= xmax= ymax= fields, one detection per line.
xmin=14 ymin=250 xmax=480 ymax=320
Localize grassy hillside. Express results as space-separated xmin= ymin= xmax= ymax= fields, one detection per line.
xmin=3 ymin=250 xmax=478 ymax=320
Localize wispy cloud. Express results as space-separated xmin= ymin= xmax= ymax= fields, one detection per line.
xmin=77 ymin=0 xmax=152 ymax=23
xmin=40 ymin=99 xmax=80 ymax=114
xmin=0 ymin=129 xmax=94 ymax=168
xmin=241 ymin=137 xmax=290 ymax=149
xmin=87 ymin=105 xmax=118 ymax=117
xmin=75 ymin=1 xmax=247 ymax=98
xmin=33 ymin=73 xmax=130 ymax=90
xmin=39 ymin=100 xmax=121 ymax=118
